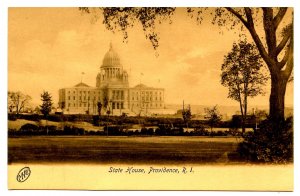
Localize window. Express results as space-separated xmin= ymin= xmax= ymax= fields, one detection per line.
xmin=68 ymin=96 xmax=70 ymax=100
xmin=68 ymin=103 xmax=71 ymax=107
xmin=73 ymin=96 xmax=75 ymax=100
xmin=74 ymin=103 xmax=75 ymax=107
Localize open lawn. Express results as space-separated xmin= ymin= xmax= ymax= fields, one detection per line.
xmin=8 ymin=136 xmax=244 ymax=165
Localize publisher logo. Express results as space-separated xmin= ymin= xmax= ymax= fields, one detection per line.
xmin=16 ymin=167 xmax=31 ymax=182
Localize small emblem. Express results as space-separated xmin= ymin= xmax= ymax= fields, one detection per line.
xmin=16 ymin=167 xmax=31 ymax=182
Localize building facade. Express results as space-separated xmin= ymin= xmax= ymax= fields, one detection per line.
xmin=129 ymin=84 xmax=164 ymax=115
xmin=58 ymin=43 xmax=165 ymax=115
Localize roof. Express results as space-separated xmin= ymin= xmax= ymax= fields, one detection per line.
xmin=101 ymin=43 xmax=121 ymax=68
xmin=133 ymin=84 xmax=149 ymax=89
xmin=74 ymin=82 xmax=90 ymax=88
xmin=132 ymin=84 xmax=164 ymax=90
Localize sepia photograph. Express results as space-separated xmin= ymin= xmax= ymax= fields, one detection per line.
xmin=7 ymin=6 xmax=294 ymax=191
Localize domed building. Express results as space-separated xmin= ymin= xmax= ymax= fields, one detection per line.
xmin=58 ymin=43 xmax=165 ymax=116
xmin=96 ymin=43 xmax=129 ymax=113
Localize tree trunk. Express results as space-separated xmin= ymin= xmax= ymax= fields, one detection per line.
xmin=243 ymin=95 xmax=248 ymax=137
xmin=269 ymin=73 xmax=287 ymax=122
xmin=238 ymin=91 xmax=245 ymax=136
xmin=239 ymin=106 xmax=245 ymax=137
xmin=241 ymin=117 xmax=246 ymax=136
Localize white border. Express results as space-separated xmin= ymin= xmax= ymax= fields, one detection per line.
xmin=1 ymin=1 xmax=299 ymax=196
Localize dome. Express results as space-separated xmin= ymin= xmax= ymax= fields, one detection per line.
xmin=101 ymin=43 xmax=121 ymax=68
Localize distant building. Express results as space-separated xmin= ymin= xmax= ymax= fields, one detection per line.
xmin=58 ymin=82 xmax=99 ymax=114
xmin=58 ymin=43 xmax=165 ymax=115
xmin=129 ymin=84 xmax=165 ymax=115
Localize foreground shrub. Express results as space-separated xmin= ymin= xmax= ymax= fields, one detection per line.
xmin=238 ymin=116 xmax=293 ymax=163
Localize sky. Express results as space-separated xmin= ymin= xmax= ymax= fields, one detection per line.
xmin=8 ymin=7 xmax=293 ymax=109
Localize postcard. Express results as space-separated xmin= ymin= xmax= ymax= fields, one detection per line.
xmin=7 ymin=7 xmax=294 ymax=191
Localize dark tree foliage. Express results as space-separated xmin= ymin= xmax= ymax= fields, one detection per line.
xmin=238 ymin=116 xmax=293 ymax=163
xmin=221 ymin=40 xmax=268 ymax=135
xmin=40 ymin=91 xmax=53 ymax=117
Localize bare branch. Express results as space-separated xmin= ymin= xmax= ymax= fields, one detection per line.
xmin=244 ymin=8 xmax=254 ymax=27
xmin=225 ymin=8 xmax=248 ymax=27
xmin=278 ymin=46 xmax=290 ymax=69
xmin=240 ymin=8 xmax=277 ymax=70
xmin=273 ymin=8 xmax=288 ymax=29
xmin=276 ymin=27 xmax=292 ymax=55
xmin=282 ymin=38 xmax=293 ymax=78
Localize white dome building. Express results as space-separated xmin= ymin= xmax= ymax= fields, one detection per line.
xmin=59 ymin=43 xmax=165 ymax=116
xmin=96 ymin=43 xmax=129 ymax=113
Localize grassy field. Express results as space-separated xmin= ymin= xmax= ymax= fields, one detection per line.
xmin=8 ymin=136 xmax=244 ymax=165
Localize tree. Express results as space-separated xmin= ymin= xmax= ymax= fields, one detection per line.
xmin=204 ymin=105 xmax=222 ymax=133
xmin=40 ymin=91 xmax=53 ymax=117
xmin=182 ymin=103 xmax=192 ymax=128
xmin=220 ymin=8 xmax=293 ymax=123
xmin=8 ymin=91 xmax=32 ymax=114
xmin=221 ymin=40 xmax=268 ymax=135
xmin=97 ymin=101 xmax=102 ymax=116
xmin=102 ymin=86 xmax=110 ymax=112
xmin=80 ymin=7 xmax=293 ymax=123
